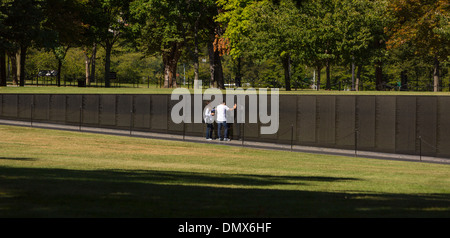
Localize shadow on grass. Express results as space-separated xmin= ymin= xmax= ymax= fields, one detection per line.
xmin=0 ymin=157 xmax=38 ymax=161
xmin=0 ymin=166 xmax=448 ymax=218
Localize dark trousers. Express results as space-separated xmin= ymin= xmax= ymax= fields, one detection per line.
xmin=206 ymin=123 xmax=213 ymax=139
xmin=217 ymin=121 xmax=228 ymax=139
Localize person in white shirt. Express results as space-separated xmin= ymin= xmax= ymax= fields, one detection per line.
xmin=204 ymin=101 xmax=215 ymax=140
xmin=216 ymin=101 xmax=236 ymax=141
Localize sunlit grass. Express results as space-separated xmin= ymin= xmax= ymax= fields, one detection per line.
xmin=0 ymin=125 xmax=449 ymax=217
xmin=2 ymin=85 xmax=450 ymax=95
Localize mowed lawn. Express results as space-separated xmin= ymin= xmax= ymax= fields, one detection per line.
xmin=0 ymin=125 xmax=449 ymax=218
xmin=2 ymin=85 xmax=450 ymax=95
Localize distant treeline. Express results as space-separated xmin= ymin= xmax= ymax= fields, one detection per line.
xmin=0 ymin=0 xmax=448 ymax=91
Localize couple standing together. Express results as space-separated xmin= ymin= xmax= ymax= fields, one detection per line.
xmin=204 ymin=101 xmax=237 ymax=141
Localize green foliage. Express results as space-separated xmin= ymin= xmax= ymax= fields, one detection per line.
xmin=1 ymin=0 xmax=47 ymax=48
xmin=216 ymin=0 xmax=255 ymax=59
xmin=1 ymin=0 xmax=448 ymax=91
xmin=216 ymin=0 xmax=390 ymax=90
xmin=62 ymin=48 xmax=86 ymax=79
xmin=333 ymin=0 xmax=388 ymax=65
xmin=24 ymin=45 xmax=163 ymax=84
xmin=26 ymin=48 xmax=57 ymax=74
xmin=130 ymin=0 xmax=187 ymax=56
xmin=386 ymin=0 xmax=449 ymax=59
xmin=112 ymin=49 xmax=162 ymax=83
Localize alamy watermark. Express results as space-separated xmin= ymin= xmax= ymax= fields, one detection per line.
xmin=170 ymin=81 xmax=279 ymax=134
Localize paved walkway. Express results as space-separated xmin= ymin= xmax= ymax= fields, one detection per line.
xmin=1 ymin=119 xmax=449 ymax=165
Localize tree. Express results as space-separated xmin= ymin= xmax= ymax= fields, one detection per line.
xmin=77 ymin=1 xmax=99 ymax=85
xmin=334 ymin=0 xmax=388 ymax=91
xmin=179 ymin=0 xmax=225 ymax=89
xmin=0 ymin=49 xmax=5 ymax=86
xmin=130 ymin=0 xmax=194 ymax=88
xmin=1 ymin=0 xmax=47 ymax=86
xmin=208 ymin=21 xmax=226 ymax=89
xmin=82 ymin=44 xmax=97 ymax=85
xmin=0 ymin=1 xmax=8 ymax=86
xmin=297 ymin=0 xmax=338 ymax=91
xmin=216 ymin=0 xmax=254 ymax=88
xmin=43 ymin=0 xmax=87 ymax=87
xmin=181 ymin=0 xmax=203 ymax=89
xmin=386 ymin=0 xmax=450 ymax=92
xmin=83 ymin=0 xmax=130 ymax=88
xmin=217 ymin=0 xmax=301 ymax=90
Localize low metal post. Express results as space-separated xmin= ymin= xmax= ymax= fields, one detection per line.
xmin=419 ymin=136 xmax=422 ymax=161
xmin=30 ymin=102 xmax=34 ymax=127
xmin=290 ymin=124 xmax=294 ymax=152
xmin=242 ymin=123 xmax=245 ymax=146
xmin=183 ymin=122 xmax=186 ymax=141
xmin=130 ymin=97 xmax=134 ymax=135
xmin=130 ymin=109 xmax=133 ymax=135
xmin=354 ymin=129 xmax=358 ymax=157
xmin=79 ymin=105 xmax=82 ymax=131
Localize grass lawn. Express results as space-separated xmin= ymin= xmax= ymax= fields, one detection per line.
xmin=2 ymin=85 xmax=450 ymax=95
xmin=0 ymin=125 xmax=449 ymax=218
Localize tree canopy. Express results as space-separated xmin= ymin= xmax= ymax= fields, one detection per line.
xmin=385 ymin=0 xmax=449 ymax=91
xmin=0 ymin=0 xmax=448 ymax=91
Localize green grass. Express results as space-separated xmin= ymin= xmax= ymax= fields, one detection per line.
xmin=0 ymin=85 xmax=175 ymax=94
xmin=0 ymin=125 xmax=449 ymax=218
xmin=2 ymin=85 xmax=450 ymax=95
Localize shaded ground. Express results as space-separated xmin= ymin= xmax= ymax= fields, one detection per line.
xmin=1 ymin=165 xmax=448 ymax=218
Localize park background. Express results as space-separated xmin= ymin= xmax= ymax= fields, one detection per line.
xmin=0 ymin=0 xmax=448 ymax=92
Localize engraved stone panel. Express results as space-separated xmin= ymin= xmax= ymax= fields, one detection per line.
xmin=375 ymin=96 xmax=396 ymax=153
xmin=297 ymin=96 xmax=316 ymax=144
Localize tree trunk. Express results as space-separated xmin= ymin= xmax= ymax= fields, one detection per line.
xmin=400 ymin=70 xmax=408 ymax=91
xmin=8 ymin=52 xmax=18 ymax=85
xmin=207 ymin=40 xmax=224 ymax=89
xmin=235 ymin=57 xmax=242 ymax=87
xmin=433 ymin=57 xmax=439 ymax=92
xmin=163 ymin=58 xmax=178 ymax=88
xmin=84 ymin=53 xmax=91 ymax=85
xmin=91 ymin=44 xmax=96 ymax=84
xmin=163 ymin=56 xmax=173 ymax=88
xmin=375 ymin=60 xmax=383 ymax=91
xmin=163 ymin=61 xmax=170 ymax=88
xmin=316 ymin=64 xmax=321 ymax=91
xmin=356 ymin=65 xmax=362 ymax=91
xmin=162 ymin=42 xmax=182 ymax=88
xmin=216 ymin=52 xmax=224 ymax=89
xmin=351 ymin=58 xmax=355 ymax=91
xmin=57 ymin=59 xmax=62 ymax=87
xmin=19 ymin=46 xmax=26 ymax=87
xmin=85 ymin=44 xmax=97 ymax=86
xmin=282 ymin=53 xmax=292 ymax=91
xmin=104 ymin=43 xmax=112 ymax=88
xmin=0 ymin=49 xmax=6 ymax=86
xmin=193 ymin=31 xmax=200 ymax=89
xmin=207 ymin=42 xmax=215 ymax=88
xmin=53 ymin=46 xmax=69 ymax=87
xmin=326 ymin=59 xmax=331 ymax=90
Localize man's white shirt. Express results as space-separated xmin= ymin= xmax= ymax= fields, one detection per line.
xmin=216 ymin=104 xmax=229 ymax=122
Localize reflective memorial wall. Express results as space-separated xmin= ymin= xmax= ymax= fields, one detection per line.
xmin=1 ymin=93 xmax=449 ymax=158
